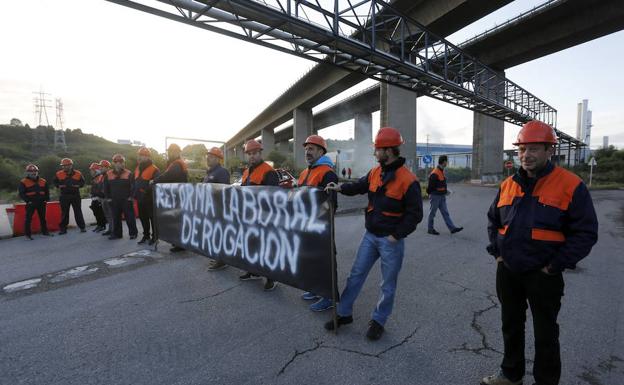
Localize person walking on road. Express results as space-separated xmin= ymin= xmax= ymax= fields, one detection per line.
xmin=134 ymin=147 xmax=160 ymax=245
xmin=481 ymin=120 xmax=598 ymax=385
xmin=153 ymin=143 xmax=189 ymax=252
xmin=426 ymin=155 xmax=463 ymax=235
xmin=53 ymin=158 xmax=86 ymax=234
xmin=324 ymin=127 xmax=423 ymax=340
xmin=99 ymin=160 xmax=114 ymax=236
xmin=18 ymin=164 xmax=52 ymax=239
xmin=104 ymin=154 xmax=138 ymax=240
xmin=203 ymin=146 xmax=231 ymax=271
xmin=238 ymin=139 xmax=280 ymax=291
xmin=297 ymin=135 xmax=338 ymax=312
xmin=347 ymin=167 xmax=352 ymax=179
xmin=88 ymin=162 xmax=107 ymax=232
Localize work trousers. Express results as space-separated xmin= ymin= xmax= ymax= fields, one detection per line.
xmin=102 ymin=198 xmax=113 ymax=232
xmin=111 ymin=199 xmax=138 ymax=238
xmin=428 ymin=194 xmax=457 ymax=231
xmin=25 ymin=202 xmax=48 ymax=236
xmin=337 ymin=231 xmax=405 ymax=325
xmin=90 ymin=199 xmax=107 ymax=227
xmin=60 ymin=195 xmax=85 ymax=230
xmin=137 ymin=198 xmax=154 ymax=238
xmin=497 ymin=262 xmax=564 ymax=385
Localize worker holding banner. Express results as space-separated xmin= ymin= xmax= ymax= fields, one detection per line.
xmin=203 ymin=146 xmax=231 ymax=271
xmin=238 ymin=139 xmax=280 ymax=291
xmin=297 ymin=135 xmax=339 ymax=312
xmin=324 ymin=127 xmax=423 ymax=340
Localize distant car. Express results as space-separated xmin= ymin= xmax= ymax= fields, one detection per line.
xmin=231 ymin=168 xmax=296 ymax=188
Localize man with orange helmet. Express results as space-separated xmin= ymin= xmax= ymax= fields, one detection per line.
xmin=18 ymin=164 xmax=52 ymax=239
xmin=104 ymin=154 xmax=138 ymax=240
xmin=153 ymin=143 xmax=189 ymax=252
xmin=53 ymin=158 xmax=86 ymax=234
xmin=238 ymin=139 xmax=280 ymax=290
xmin=134 ymin=147 xmax=160 ymax=245
xmin=324 ymin=127 xmax=423 ymax=340
xmin=481 ymin=121 xmax=598 ymax=385
xmin=88 ymin=162 xmax=107 ymax=232
xmin=426 ymin=154 xmax=463 ymax=235
xmin=297 ymin=135 xmax=339 ymax=311
xmin=204 ymin=146 xmax=231 ymax=270
xmin=98 ymin=160 xmax=114 ymax=236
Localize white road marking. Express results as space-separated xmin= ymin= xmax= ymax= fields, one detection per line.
xmin=3 ymin=278 xmax=42 ymax=293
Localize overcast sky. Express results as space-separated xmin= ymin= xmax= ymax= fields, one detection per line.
xmin=1 ymin=0 xmax=623 ymax=152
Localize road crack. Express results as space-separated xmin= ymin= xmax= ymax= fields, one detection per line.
xmin=178 ymin=283 xmax=242 ymax=303
xmin=449 ymin=294 xmax=502 ymax=357
xmin=277 ymin=339 xmax=323 ymax=375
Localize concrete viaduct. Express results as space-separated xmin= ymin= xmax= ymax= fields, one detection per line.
xmin=225 ymin=0 xmax=624 ymax=181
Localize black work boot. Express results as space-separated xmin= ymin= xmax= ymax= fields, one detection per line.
xmin=324 ymin=315 xmax=353 ymax=331
xmin=366 ymin=320 xmax=384 ymax=340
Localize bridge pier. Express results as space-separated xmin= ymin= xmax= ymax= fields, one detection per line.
xmin=261 ymin=128 xmax=275 ymax=154
xmin=293 ymin=108 xmax=313 ymax=171
xmin=380 ymin=83 xmax=417 ymax=172
xmin=471 ymin=71 xmax=505 ymax=183
xmin=353 ymin=112 xmax=373 ymax=177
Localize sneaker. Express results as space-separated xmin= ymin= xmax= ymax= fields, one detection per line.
xmin=239 ymin=272 xmax=261 ymax=281
xmin=80 ymin=228 xmax=87 ymax=233
xmin=324 ymin=315 xmax=353 ymax=331
xmin=264 ymin=279 xmax=277 ymax=291
xmin=170 ymin=246 xmax=185 ymax=253
xmin=301 ymin=292 xmax=320 ymax=301
xmin=207 ymin=260 xmax=227 ymax=271
xmin=310 ymin=297 xmax=333 ymax=312
xmin=427 ymin=229 xmax=440 ymax=235
xmin=137 ymin=236 xmax=149 ymax=244
xmin=366 ymin=320 xmax=384 ymax=341
xmin=451 ymin=227 xmax=464 ymax=234
xmin=480 ymin=371 xmax=522 ymax=385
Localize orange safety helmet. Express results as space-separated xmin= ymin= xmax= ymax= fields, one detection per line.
xmin=99 ymin=160 xmax=111 ymax=168
xmin=374 ymin=127 xmax=403 ymax=148
xmin=513 ymin=120 xmax=558 ymax=145
xmin=303 ymin=135 xmax=327 ymax=153
xmin=25 ymin=164 xmax=39 ymax=172
xmin=112 ymin=154 xmax=126 ymax=163
xmin=60 ymin=158 xmax=73 ymax=166
xmin=244 ymin=140 xmax=263 ymax=153
xmin=137 ymin=147 xmax=151 ymax=157
xmin=207 ymin=147 xmax=224 ymax=159
xmin=89 ymin=162 xmax=101 ymax=171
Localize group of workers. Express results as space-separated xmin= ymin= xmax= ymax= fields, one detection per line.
xmin=17 ymin=120 xmax=598 ymax=385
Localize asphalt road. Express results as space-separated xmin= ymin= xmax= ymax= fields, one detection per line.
xmin=1 ymin=184 xmax=622 ymax=385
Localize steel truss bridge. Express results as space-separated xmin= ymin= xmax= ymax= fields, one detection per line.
xmin=106 ymin=0 xmax=557 ymax=127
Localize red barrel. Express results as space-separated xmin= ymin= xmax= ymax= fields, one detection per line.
xmin=9 ymin=201 xmax=62 ymax=236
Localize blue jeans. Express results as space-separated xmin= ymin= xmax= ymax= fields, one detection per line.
xmin=337 ymin=231 xmax=405 ymax=325
xmin=428 ymin=194 xmax=457 ymax=231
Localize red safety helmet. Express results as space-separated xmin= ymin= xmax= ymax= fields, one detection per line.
xmin=303 ymin=135 xmax=327 ymax=153
xmin=89 ymin=162 xmax=102 ymax=171
xmin=513 ymin=120 xmax=558 ymax=145
xmin=25 ymin=164 xmax=39 ymax=172
xmin=137 ymin=147 xmax=151 ymax=157
xmin=112 ymin=154 xmax=125 ymax=163
xmin=60 ymin=158 xmax=73 ymax=166
xmin=99 ymin=160 xmax=111 ymax=168
xmin=244 ymin=140 xmax=263 ymax=153
xmin=374 ymin=127 xmax=403 ymax=148
xmin=207 ymin=147 xmax=224 ymax=159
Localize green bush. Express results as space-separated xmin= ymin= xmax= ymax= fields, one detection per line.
xmin=0 ymin=156 xmax=22 ymax=190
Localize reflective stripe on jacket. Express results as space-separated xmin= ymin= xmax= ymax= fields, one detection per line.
xmin=54 ymin=170 xmax=85 ymax=196
xmin=487 ymin=162 xmax=598 ymax=273
xmin=133 ymin=163 xmax=160 ymax=200
xmin=104 ymin=169 xmax=134 ymax=200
